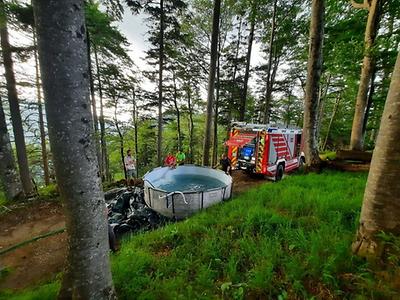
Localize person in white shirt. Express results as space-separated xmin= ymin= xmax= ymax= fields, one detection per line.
xmin=124 ymin=149 xmax=136 ymax=179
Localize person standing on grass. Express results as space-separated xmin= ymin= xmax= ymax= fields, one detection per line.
xmin=217 ymin=153 xmax=232 ymax=175
xmin=176 ymin=150 xmax=186 ymax=165
xmin=124 ymin=149 xmax=136 ymax=179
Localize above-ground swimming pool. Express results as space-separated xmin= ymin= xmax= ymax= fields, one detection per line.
xmin=143 ymin=165 xmax=233 ymax=219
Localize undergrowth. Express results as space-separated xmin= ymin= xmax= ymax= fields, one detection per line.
xmin=0 ymin=191 xmax=7 ymax=207
xmin=2 ymin=170 xmax=399 ymax=299
xmin=37 ymin=184 xmax=59 ymax=201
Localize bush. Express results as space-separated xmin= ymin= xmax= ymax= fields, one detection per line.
xmin=38 ymin=184 xmax=59 ymax=200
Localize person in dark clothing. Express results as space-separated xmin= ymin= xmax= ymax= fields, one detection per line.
xmin=219 ymin=154 xmax=232 ymax=175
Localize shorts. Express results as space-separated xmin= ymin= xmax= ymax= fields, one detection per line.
xmin=126 ymin=169 xmax=136 ymax=178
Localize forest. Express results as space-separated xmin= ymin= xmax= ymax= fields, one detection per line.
xmin=0 ymin=0 xmax=399 ymax=299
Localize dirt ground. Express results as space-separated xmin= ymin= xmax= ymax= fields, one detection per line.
xmin=231 ymin=169 xmax=270 ymax=194
xmin=0 ymin=202 xmax=66 ymax=290
xmin=0 ymin=171 xmax=270 ymax=291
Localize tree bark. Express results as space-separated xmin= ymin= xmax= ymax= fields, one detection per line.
xmin=302 ymin=0 xmax=324 ymax=168
xmin=203 ymin=0 xmax=221 ymax=166
xmin=350 ymin=0 xmax=381 ymax=151
xmin=239 ymin=14 xmax=255 ymax=122
xmin=158 ymin=0 xmax=164 ymax=166
xmin=352 ymin=51 xmax=400 ymax=258
xmin=263 ymin=0 xmax=278 ymax=124
xmin=33 ymin=1 xmax=115 ymax=298
xmin=0 ymin=97 xmax=23 ymax=200
xmin=0 ymin=0 xmax=34 ymax=195
xmin=33 ymin=28 xmax=50 ymax=186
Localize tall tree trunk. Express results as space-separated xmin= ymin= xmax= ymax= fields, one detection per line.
xmin=113 ymin=98 xmax=126 ymax=180
xmin=33 ymin=28 xmax=50 ymax=186
xmin=132 ymin=90 xmax=139 ymax=176
xmin=212 ymin=42 xmax=221 ymax=167
xmin=0 ymin=97 xmax=23 ymax=200
xmin=33 ymin=1 xmax=115 ymax=298
xmin=157 ymin=0 xmax=164 ymax=166
xmin=115 ymin=121 xmax=126 ymax=180
xmin=284 ymin=92 xmax=292 ymax=127
xmin=263 ymin=0 xmax=278 ymax=124
xmin=239 ymin=15 xmax=255 ymax=122
xmin=350 ymin=0 xmax=381 ymax=150
xmin=86 ymin=29 xmax=102 ymax=172
xmin=203 ymin=0 xmax=221 ymax=166
xmin=94 ymin=44 xmax=110 ymax=182
xmin=187 ymin=86 xmax=194 ymax=164
xmin=362 ymin=66 xmax=376 ymax=137
xmin=302 ymin=0 xmax=324 ymax=168
xmin=172 ymin=70 xmax=182 ymax=150
xmin=227 ymin=17 xmax=243 ymax=137
xmin=322 ymin=92 xmax=341 ymax=150
xmin=316 ymin=73 xmax=331 ymax=147
xmin=0 ymin=0 xmax=34 ymax=195
xmin=352 ymin=51 xmax=400 ymax=258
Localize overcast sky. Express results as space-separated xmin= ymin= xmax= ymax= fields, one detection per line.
xmin=116 ymin=8 xmax=265 ymax=93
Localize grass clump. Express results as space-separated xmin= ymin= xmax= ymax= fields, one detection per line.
xmin=37 ymin=184 xmax=59 ymax=201
xmin=3 ymin=170 xmax=400 ymax=299
xmin=0 ymin=191 xmax=7 ymax=206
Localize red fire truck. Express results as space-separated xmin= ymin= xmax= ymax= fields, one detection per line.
xmin=225 ymin=122 xmax=304 ymax=181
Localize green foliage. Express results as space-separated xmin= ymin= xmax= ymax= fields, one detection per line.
xmin=85 ymin=2 xmax=131 ymax=61
xmin=0 ymin=190 xmax=7 ymax=206
xmin=37 ymin=184 xmax=59 ymax=201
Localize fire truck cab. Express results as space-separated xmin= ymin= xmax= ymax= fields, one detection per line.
xmin=225 ymin=122 xmax=304 ymax=181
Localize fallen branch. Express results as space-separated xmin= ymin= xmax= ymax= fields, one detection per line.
xmin=0 ymin=228 xmax=65 ymax=256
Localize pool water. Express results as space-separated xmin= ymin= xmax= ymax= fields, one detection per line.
xmin=154 ymin=174 xmax=226 ymax=192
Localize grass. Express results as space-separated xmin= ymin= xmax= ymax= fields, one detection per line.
xmin=0 ymin=191 xmax=7 ymax=207
xmin=2 ymin=170 xmax=399 ymax=299
xmin=37 ymin=184 xmax=59 ymax=201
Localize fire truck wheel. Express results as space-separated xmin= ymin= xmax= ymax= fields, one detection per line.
xmin=275 ymin=164 xmax=284 ymax=182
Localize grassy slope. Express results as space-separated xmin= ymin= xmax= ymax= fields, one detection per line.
xmin=2 ymin=171 xmax=399 ymax=299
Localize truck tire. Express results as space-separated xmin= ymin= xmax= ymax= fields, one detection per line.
xmin=275 ymin=164 xmax=284 ymax=182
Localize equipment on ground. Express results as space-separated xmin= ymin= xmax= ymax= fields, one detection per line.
xmin=225 ymin=122 xmax=304 ymax=181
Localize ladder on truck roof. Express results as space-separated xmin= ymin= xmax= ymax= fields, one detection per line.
xmin=231 ymin=122 xmax=302 ymax=134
